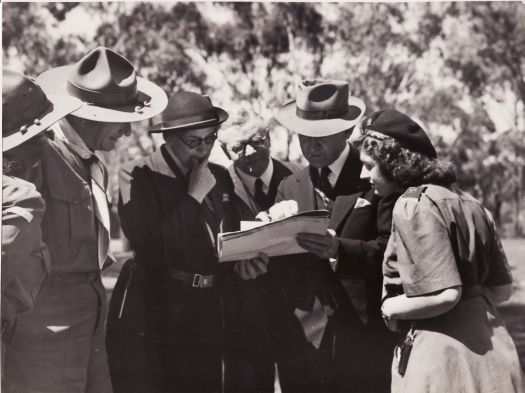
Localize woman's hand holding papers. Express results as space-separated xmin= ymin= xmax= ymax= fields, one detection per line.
xmin=234 ymin=252 xmax=270 ymax=280
xmin=296 ymin=229 xmax=339 ymax=260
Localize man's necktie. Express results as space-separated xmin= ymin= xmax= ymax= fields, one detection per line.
xmin=254 ymin=178 xmax=272 ymax=210
xmin=89 ymin=156 xmax=115 ymax=269
xmin=317 ymin=167 xmax=334 ymax=200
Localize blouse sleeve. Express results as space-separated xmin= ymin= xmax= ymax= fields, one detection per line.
xmin=392 ymin=194 xmax=462 ymax=297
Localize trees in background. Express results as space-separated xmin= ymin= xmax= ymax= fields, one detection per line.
xmin=3 ymin=1 xmax=524 ymax=235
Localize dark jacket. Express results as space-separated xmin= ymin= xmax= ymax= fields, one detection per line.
xmin=114 ymin=145 xmax=237 ymax=343
xmin=330 ymin=189 xmax=399 ymax=325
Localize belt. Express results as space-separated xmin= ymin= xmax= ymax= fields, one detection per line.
xmin=45 ymin=271 xmax=101 ymax=285
xmin=168 ymin=267 xmax=214 ymax=288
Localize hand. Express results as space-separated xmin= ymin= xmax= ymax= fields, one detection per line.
xmin=234 ymin=252 xmax=270 ymax=280
xmin=296 ymin=229 xmax=339 ymax=259
xmin=188 ymin=159 xmax=216 ymax=203
xmin=267 ymin=200 xmax=298 ymax=221
xmin=381 ymin=298 xmax=401 ymax=332
xmin=255 ymin=211 xmax=272 ymax=223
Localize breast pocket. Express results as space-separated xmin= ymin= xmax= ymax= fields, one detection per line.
xmin=44 ymin=184 xmax=93 ymax=245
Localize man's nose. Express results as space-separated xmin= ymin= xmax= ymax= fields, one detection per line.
xmin=360 ymin=165 xmax=370 ymax=179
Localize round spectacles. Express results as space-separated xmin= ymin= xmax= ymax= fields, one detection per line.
xmin=177 ymin=132 xmax=217 ymax=149
xmin=230 ymin=134 xmax=268 ymax=155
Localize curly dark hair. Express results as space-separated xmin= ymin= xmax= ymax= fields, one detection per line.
xmin=354 ymin=135 xmax=456 ymax=188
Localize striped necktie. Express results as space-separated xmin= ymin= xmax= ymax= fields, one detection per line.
xmin=88 ymin=155 xmax=115 ymax=269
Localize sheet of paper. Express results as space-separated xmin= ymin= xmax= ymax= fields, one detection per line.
xmin=217 ymin=210 xmax=329 ymax=262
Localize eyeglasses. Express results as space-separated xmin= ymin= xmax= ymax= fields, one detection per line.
xmin=229 ymin=134 xmax=268 ymax=155
xmin=177 ymin=132 xmax=217 ymax=149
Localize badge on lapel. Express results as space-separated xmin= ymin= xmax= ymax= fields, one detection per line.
xmin=354 ymin=197 xmax=372 ymax=208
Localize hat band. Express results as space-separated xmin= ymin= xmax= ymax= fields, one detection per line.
xmin=158 ymin=109 xmax=219 ymax=131
xmin=67 ymin=80 xmax=138 ymax=107
xmin=3 ymin=97 xmax=53 ymax=134
xmin=296 ymin=105 xmax=348 ymax=120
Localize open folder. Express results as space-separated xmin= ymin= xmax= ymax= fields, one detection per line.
xmin=217 ymin=210 xmax=329 ymax=262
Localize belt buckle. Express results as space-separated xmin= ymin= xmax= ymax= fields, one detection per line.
xmin=192 ymin=274 xmax=213 ymax=288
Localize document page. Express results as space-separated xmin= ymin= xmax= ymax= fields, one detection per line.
xmin=217 ymin=210 xmax=329 ymax=262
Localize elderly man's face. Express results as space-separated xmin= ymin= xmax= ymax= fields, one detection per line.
xmin=71 ymin=117 xmax=132 ymax=151
xmin=298 ymin=130 xmax=349 ymax=168
xmin=221 ymin=126 xmax=270 ymax=177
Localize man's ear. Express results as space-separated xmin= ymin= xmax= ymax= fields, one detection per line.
xmin=220 ymin=144 xmax=232 ymax=160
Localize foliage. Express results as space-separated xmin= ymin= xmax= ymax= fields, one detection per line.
xmin=2 ymin=1 xmax=524 ymax=235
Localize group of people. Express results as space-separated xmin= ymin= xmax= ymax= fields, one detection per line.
xmin=1 ymin=46 xmax=523 ymax=393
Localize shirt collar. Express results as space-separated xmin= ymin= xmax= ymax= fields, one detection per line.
xmin=54 ymin=118 xmax=94 ymax=160
xmin=236 ymin=158 xmax=274 ymax=195
xmin=325 ymin=142 xmax=350 ymax=185
xmin=165 ymin=143 xmax=190 ymax=177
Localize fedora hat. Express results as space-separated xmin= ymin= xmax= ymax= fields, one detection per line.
xmin=36 ymin=46 xmax=168 ymax=123
xmin=149 ymin=91 xmax=228 ymax=133
xmin=275 ymin=79 xmax=365 ymax=137
xmin=2 ymin=69 xmax=82 ymax=152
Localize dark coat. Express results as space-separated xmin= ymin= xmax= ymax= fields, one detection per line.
xmin=329 ymin=189 xmax=400 ymax=392
xmin=107 ymin=146 xmax=238 ymax=392
xmin=110 ymin=145 xmax=237 ymax=342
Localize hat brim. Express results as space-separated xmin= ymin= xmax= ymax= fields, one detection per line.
xmin=148 ymin=107 xmax=229 ymax=133
xmin=3 ymin=94 xmax=82 ymax=152
xmin=36 ymin=65 xmax=168 ymax=123
xmin=275 ymin=96 xmax=366 ymax=137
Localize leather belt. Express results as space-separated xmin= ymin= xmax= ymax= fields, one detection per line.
xmin=168 ymin=267 xmax=214 ymax=288
xmin=45 ymin=271 xmax=101 ymax=285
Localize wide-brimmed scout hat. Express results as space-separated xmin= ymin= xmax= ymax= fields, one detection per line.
xmin=275 ymin=79 xmax=366 ymax=137
xmin=362 ymin=109 xmax=437 ymax=159
xmin=2 ymin=69 xmax=82 ymax=152
xmin=36 ymin=46 xmax=167 ymax=123
xmin=148 ymin=91 xmax=228 ymax=133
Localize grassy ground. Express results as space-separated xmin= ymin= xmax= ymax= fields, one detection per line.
xmin=103 ymin=238 xmax=525 ymax=371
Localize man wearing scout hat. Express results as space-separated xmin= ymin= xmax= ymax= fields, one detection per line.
xmin=107 ymin=91 xmax=235 ymax=393
xmin=2 ymin=47 xmax=167 ymax=393
xmin=2 ymin=69 xmax=81 ymax=391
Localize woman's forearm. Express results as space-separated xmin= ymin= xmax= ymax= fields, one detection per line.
xmin=382 ymin=286 xmax=462 ymax=320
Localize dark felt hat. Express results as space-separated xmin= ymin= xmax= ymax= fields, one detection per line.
xmin=3 ymin=69 xmax=82 ymax=152
xmin=36 ymin=46 xmax=167 ymax=123
xmin=275 ymin=79 xmax=365 ymax=137
xmin=148 ymin=91 xmax=228 ymax=133
xmin=362 ymin=109 xmax=437 ymax=158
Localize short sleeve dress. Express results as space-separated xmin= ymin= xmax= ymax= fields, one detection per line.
xmin=383 ymin=184 xmax=524 ymax=393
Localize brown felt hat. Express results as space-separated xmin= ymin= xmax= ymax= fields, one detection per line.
xmin=148 ymin=91 xmax=228 ymax=133
xmin=36 ymin=46 xmax=167 ymax=123
xmin=2 ymin=68 xmax=82 ymax=152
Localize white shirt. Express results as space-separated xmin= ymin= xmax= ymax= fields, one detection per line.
xmin=236 ymin=158 xmax=274 ymax=195
xmin=324 ymin=143 xmax=350 ymax=187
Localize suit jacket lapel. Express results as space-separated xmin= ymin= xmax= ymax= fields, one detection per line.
xmin=295 ymin=169 xmax=317 ymax=211
xmin=333 ymin=144 xmax=365 ymax=196
xmin=228 ymin=165 xmax=259 ymax=216
xmin=329 ymin=192 xmax=361 ymax=231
